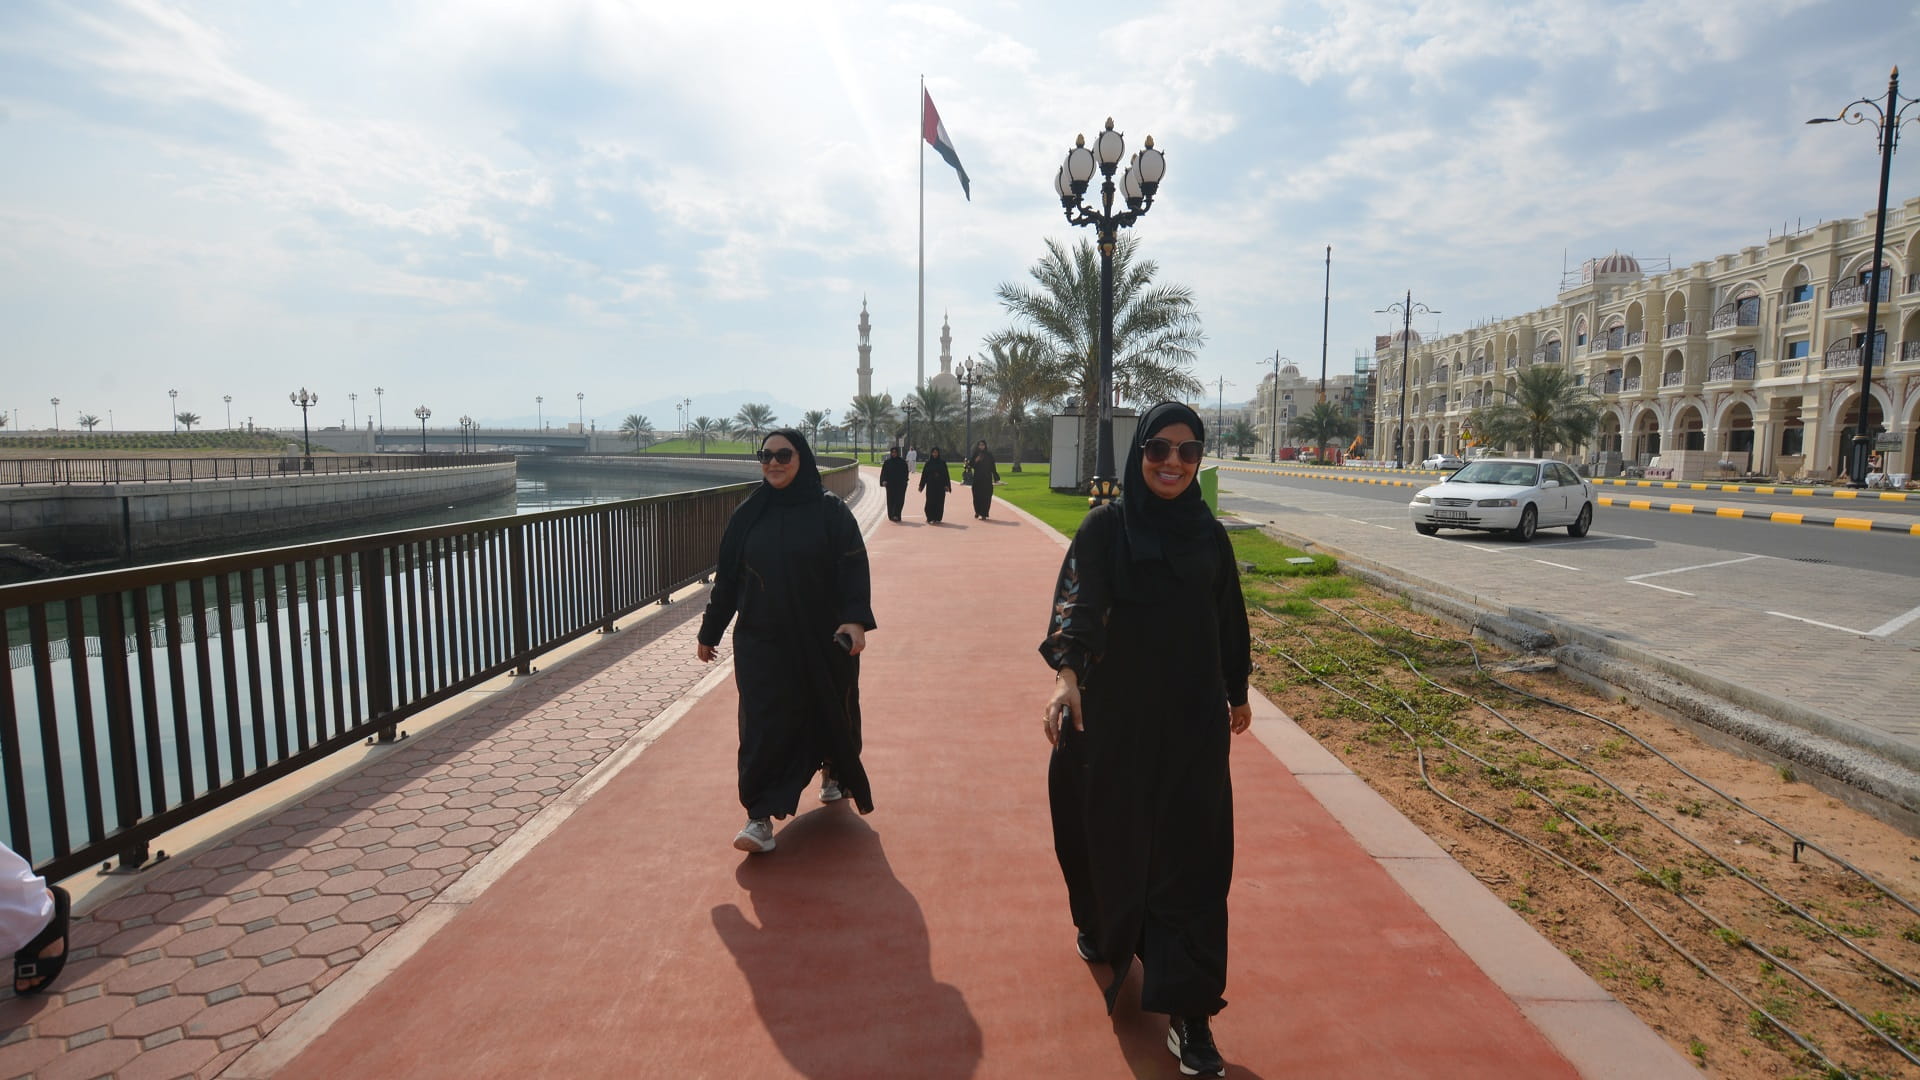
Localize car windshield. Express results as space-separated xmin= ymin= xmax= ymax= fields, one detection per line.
xmin=1451 ymin=462 xmax=1540 ymax=486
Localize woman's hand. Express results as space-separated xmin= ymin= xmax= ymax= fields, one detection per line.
xmin=1229 ymin=703 xmax=1252 ymax=734
xmin=696 ymin=643 xmax=716 ymax=663
xmin=835 ymin=623 xmax=867 ymax=656
xmin=1043 ymin=670 xmax=1083 ymax=746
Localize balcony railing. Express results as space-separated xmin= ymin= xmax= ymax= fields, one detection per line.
xmin=1623 ymin=375 xmax=1642 ymax=391
xmin=1626 ymin=329 xmax=1646 ymax=346
xmin=1665 ymin=321 xmax=1691 ymax=339
xmin=1505 ymin=358 xmax=1518 ymax=370
xmin=1782 ymin=302 xmax=1811 ymax=322
xmin=1662 ymin=370 xmax=1685 ymax=387
xmin=1824 ymin=344 xmax=1860 ymax=370
xmin=1828 ymin=279 xmax=1891 ymax=307
xmin=1707 ymin=352 xmax=1757 ymax=382
xmin=1907 ymin=274 xmax=1920 ymax=296
xmin=1602 ymin=374 xmax=1623 ymax=393
xmin=1904 ymin=340 xmax=1920 ymax=362
xmin=1777 ymin=360 xmax=1800 ymax=376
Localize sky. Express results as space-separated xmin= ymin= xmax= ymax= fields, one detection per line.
xmin=2 ymin=0 xmax=1917 ymax=434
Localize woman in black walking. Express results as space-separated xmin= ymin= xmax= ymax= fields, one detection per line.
xmin=965 ymin=440 xmax=999 ymax=520
xmin=918 ymin=446 xmax=953 ymax=523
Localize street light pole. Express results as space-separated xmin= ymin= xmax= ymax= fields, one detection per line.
xmin=289 ymin=387 xmax=318 ymax=461
xmin=415 ymin=405 xmax=431 ymax=453
xmin=958 ymin=356 xmax=978 ymax=453
xmin=1212 ymin=376 xmax=1232 ymax=457
xmin=460 ymin=415 xmax=473 ymax=453
xmin=224 ymin=394 xmax=233 ymax=429
xmin=49 ymin=398 xmax=59 ymax=432
xmin=374 ymin=387 xmax=384 ymax=434
xmin=1377 ymin=290 xmax=1440 ymax=469
xmin=1056 ymin=118 xmax=1167 ymax=506
xmin=1319 ymin=244 xmax=1332 ymax=404
xmin=904 ymin=400 xmax=918 ymax=454
xmin=347 ymin=392 xmax=356 ymax=432
xmin=535 ymin=395 xmax=543 ymax=432
xmin=576 ymin=391 xmax=584 ymax=431
xmin=1261 ymin=352 xmax=1285 ymax=462
xmin=168 ymin=389 xmax=178 ymax=433
xmin=1808 ymin=66 xmax=1916 ymax=487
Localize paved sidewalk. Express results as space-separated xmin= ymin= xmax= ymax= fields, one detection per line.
xmin=1 ymin=472 xmax=1694 ymax=1078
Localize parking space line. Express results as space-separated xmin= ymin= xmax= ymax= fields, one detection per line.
xmin=1767 ymin=610 xmax=1870 ymax=635
xmin=1867 ymin=603 xmax=1920 ymax=638
xmin=1461 ymin=544 xmax=1509 ymax=554
xmin=1624 ymin=554 xmax=1766 ymax=581
xmin=1533 ymin=560 xmax=1582 ymax=571
xmin=1629 ymin=581 xmax=1694 ymax=596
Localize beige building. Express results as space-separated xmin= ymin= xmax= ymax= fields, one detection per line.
xmin=1373 ymin=193 xmax=1920 ymax=480
xmin=1249 ymin=360 xmax=1360 ymax=452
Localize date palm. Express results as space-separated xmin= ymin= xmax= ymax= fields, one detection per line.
xmin=1291 ymin=401 xmax=1357 ymax=464
xmin=1226 ymin=418 xmax=1259 ymax=456
xmin=1468 ymin=366 xmax=1604 ymax=458
xmin=904 ymin=385 xmax=959 ymax=454
xmin=978 ymin=337 xmax=1069 ymax=472
xmin=734 ymin=402 xmax=777 ymax=443
xmin=619 ymin=414 xmax=653 ymax=449
xmin=995 ymin=236 xmax=1205 ymax=491
xmin=801 ymin=409 xmax=829 ymax=449
xmin=687 ymin=416 xmax=725 ymax=455
xmin=176 ymin=412 xmax=201 ymax=431
xmin=77 ymin=414 xmax=102 ymax=431
xmin=848 ymin=393 xmax=895 ymax=459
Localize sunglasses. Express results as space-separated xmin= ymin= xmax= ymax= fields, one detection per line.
xmin=755 ymin=448 xmax=796 ymax=465
xmin=1142 ymin=438 xmax=1204 ymax=465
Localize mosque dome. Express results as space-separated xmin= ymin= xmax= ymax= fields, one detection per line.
xmin=1583 ymin=252 xmax=1642 ymax=281
xmin=1281 ymin=362 xmax=1300 ymax=377
xmin=1389 ymin=327 xmax=1421 ymax=346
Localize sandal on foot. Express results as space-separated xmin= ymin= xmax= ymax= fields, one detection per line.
xmin=14 ymin=885 xmax=70 ymax=997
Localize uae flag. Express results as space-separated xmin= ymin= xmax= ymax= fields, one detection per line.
xmin=922 ymin=88 xmax=970 ymax=200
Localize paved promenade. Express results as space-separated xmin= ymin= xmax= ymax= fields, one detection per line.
xmin=3 ymin=471 xmax=1691 ymax=1079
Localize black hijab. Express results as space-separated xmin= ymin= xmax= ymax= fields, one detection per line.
xmin=1120 ymin=401 xmax=1215 ymax=575
xmin=716 ymin=428 xmax=825 ymax=578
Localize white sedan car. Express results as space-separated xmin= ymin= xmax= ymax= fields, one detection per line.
xmin=1408 ymin=458 xmax=1594 ymax=541
xmin=1421 ymin=453 xmax=1466 ymax=471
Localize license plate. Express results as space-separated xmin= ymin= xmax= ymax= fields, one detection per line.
xmin=1432 ymin=510 xmax=1469 ymax=521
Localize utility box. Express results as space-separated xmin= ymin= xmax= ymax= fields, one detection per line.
xmin=1050 ymin=408 xmax=1139 ymax=491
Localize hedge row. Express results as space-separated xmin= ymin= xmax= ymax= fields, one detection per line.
xmin=0 ymin=431 xmax=290 ymax=451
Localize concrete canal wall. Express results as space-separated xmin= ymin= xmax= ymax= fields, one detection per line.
xmin=0 ymin=461 xmax=517 ymax=570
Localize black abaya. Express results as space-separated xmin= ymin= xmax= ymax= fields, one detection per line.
xmin=879 ymin=455 xmax=910 ymax=521
xmin=919 ymin=456 xmax=953 ymax=522
xmin=966 ymin=449 xmax=999 ymax=518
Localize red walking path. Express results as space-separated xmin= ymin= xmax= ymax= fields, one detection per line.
xmin=5 ymin=472 xmax=1695 ymax=1079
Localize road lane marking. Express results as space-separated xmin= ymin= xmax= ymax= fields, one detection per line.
xmin=1767 ymin=611 xmax=1870 ymax=635
xmin=1630 ymin=581 xmax=1694 ymax=595
xmin=1533 ymin=560 xmax=1582 ymax=571
xmin=1625 ymin=554 xmax=1767 ymax=581
xmin=1867 ymin=604 xmax=1920 ymax=638
xmin=1462 ymin=544 xmax=1508 ymax=554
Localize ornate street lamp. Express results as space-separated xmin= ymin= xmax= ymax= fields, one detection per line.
xmin=168 ymin=388 xmax=178 ymax=434
xmin=535 ymin=395 xmax=543 ymax=431
xmin=1056 ymin=117 xmax=1166 ymax=505
xmin=374 ymin=386 xmax=385 ymax=433
xmin=1808 ymin=66 xmax=1917 ymax=486
xmin=49 ymin=397 xmax=59 ymax=432
xmin=903 ymin=400 xmax=919 ymax=454
xmin=289 ymin=387 xmax=319 ymax=460
xmin=414 ymin=405 xmax=432 ymax=452
xmin=958 ymin=355 xmax=980 ymax=453
xmin=1377 ymin=291 xmax=1440 ymax=469
xmin=224 ymin=394 xmax=233 ymax=429
xmin=1256 ymin=354 xmax=1287 ymax=463
xmin=680 ymin=398 xmax=691 ymax=439
xmin=576 ymin=391 xmax=584 ymax=431
xmin=347 ymin=392 xmax=356 ymax=431
xmin=460 ymin=414 xmax=474 ymax=453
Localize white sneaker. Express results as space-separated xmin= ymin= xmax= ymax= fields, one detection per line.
xmin=819 ymin=779 xmax=844 ymax=803
xmin=733 ymin=818 xmax=775 ymax=853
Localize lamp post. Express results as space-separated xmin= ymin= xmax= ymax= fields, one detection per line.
xmin=374 ymin=386 xmax=385 ymax=433
xmin=903 ymin=400 xmax=918 ymax=454
xmin=289 ymin=387 xmax=318 ymax=460
xmin=224 ymin=394 xmax=233 ymax=429
xmin=1808 ymin=66 xmax=1916 ymax=487
xmin=1211 ymin=376 xmax=1232 ymax=457
xmin=168 ymin=388 xmax=178 ymax=433
xmin=680 ymin=398 xmax=691 ymax=439
xmin=1055 ymin=117 xmax=1166 ymax=505
xmin=576 ymin=391 xmax=584 ymax=431
xmin=1258 ymin=353 xmax=1286 ymax=462
xmin=460 ymin=414 xmax=473 ymax=453
xmin=958 ymin=355 xmax=979 ymax=453
xmin=414 ymin=405 xmax=431 ymax=452
xmin=347 ymin=392 xmax=356 ymax=431
xmin=49 ymin=397 xmax=59 ymax=432
xmin=535 ymin=395 xmax=543 ymax=432
xmin=1377 ymin=290 xmax=1440 ymax=469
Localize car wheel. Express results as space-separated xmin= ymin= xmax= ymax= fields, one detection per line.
xmin=1510 ymin=504 xmax=1537 ymax=542
xmin=1567 ymin=503 xmax=1592 ymax=538
xmin=1414 ymin=522 xmax=1439 ymax=536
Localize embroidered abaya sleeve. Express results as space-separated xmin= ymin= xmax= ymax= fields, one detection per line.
xmin=1037 ymin=505 xmax=1119 ymax=682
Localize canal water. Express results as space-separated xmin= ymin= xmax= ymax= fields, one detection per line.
xmin=3 ymin=458 xmax=753 ymax=862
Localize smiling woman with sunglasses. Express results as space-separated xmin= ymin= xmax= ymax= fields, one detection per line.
xmin=1038 ymin=401 xmax=1252 ymax=1077
xmin=697 ymin=430 xmax=877 ymax=854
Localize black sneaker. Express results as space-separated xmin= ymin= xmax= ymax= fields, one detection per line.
xmin=1167 ymin=1015 xmax=1225 ymax=1077
xmin=1074 ymin=930 xmax=1101 ymax=963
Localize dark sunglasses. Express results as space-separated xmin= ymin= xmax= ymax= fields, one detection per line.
xmin=755 ymin=448 xmax=796 ymax=465
xmin=1142 ymin=438 xmax=1204 ymax=465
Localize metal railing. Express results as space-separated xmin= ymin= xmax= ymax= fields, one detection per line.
xmin=1904 ymin=340 xmax=1920 ymax=362
xmin=1 ymin=454 xmax=513 ymax=487
xmin=1662 ymin=370 xmax=1685 ymax=387
xmin=1626 ymin=329 xmax=1646 ymax=346
xmin=1623 ymin=375 xmax=1643 ymax=391
xmin=1664 ymin=321 xmax=1691 ymax=339
xmin=1 ymin=465 xmax=857 ymax=878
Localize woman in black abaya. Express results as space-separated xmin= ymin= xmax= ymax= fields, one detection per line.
xmin=879 ymin=446 xmax=910 ymax=522
xmin=697 ymin=430 xmax=876 ymax=854
xmin=918 ymin=446 xmax=953 ymax=523
xmin=1038 ymin=402 xmax=1252 ymax=1078
xmin=965 ymin=440 xmax=999 ymax=520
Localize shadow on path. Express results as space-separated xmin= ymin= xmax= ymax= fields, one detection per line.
xmin=712 ymin=810 xmax=982 ymax=1079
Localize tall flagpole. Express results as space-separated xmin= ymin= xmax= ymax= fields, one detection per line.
xmin=1319 ymin=244 xmax=1331 ymax=403
xmin=917 ymin=75 xmax=926 ymax=391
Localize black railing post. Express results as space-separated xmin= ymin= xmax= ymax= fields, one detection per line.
xmin=508 ymin=522 xmax=536 ymax=676
xmin=358 ymin=546 xmax=399 ymax=741
xmin=598 ymin=510 xmax=617 ymax=634
xmin=96 ymin=592 xmax=150 ymax=870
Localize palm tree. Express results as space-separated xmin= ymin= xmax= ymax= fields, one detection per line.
xmin=687 ymin=416 xmax=725 ymax=455
xmin=848 ymin=393 xmax=895 ymax=459
xmin=77 ymin=414 xmax=102 ymax=432
xmin=734 ymin=403 xmax=777 ymax=443
xmin=905 ymin=384 xmax=960 ymax=453
xmin=176 ymin=412 xmax=201 ymax=431
xmin=978 ymin=337 xmax=1069 ymax=472
xmin=1225 ymin=418 xmax=1259 ymax=457
xmin=801 ymin=409 xmax=829 ymax=450
xmin=995 ymin=236 xmax=1205 ymax=491
xmin=1291 ymin=401 xmax=1358 ymax=464
xmin=1469 ymin=366 xmax=1604 ymax=458
xmin=619 ymin=414 xmax=653 ymax=449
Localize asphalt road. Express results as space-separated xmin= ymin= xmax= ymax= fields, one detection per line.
xmin=1217 ymin=464 xmax=1920 ymax=579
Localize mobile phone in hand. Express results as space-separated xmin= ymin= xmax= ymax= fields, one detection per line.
xmin=833 ymin=631 xmax=854 ymax=653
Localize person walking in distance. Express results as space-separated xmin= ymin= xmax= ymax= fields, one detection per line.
xmin=918 ymin=446 xmax=953 ymax=523
xmin=1039 ymin=401 xmax=1252 ymax=1077
xmin=965 ymin=439 xmax=1000 ymax=520
xmin=697 ymin=429 xmax=876 ymax=853
xmin=879 ymin=445 xmax=911 ymax=523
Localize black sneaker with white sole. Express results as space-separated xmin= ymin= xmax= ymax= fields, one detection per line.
xmin=1167 ymin=1015 xmax=1225 ymax=1077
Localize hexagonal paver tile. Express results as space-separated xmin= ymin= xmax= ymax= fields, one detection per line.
xmin=110 ymin=993 xmax=202 ymax=1038
xmin=228 ymin=923 xmax=308 ymax=959
xmin=99 ymin=919 xmax=187 ymax=957
xmin=0 ymin=1028 xmax=66 ymax=1076
xmin=33 ymin=1035 xmax=140 ymax=1080
xmin=356 ymin=847 xmax=419 ymax=871
xmin=332 ymin=827 xmax=396 ymax=850
xmin=376 ymin=868 xmax=442 ymax=895
xmin=316 ymin=869 xmax=386 ymax=896
xmin=163 ymin=923 xmax=245 ymax=958
xmin=241 ymin=956 xmax=326 ymax=995
xmin=32 ymin=991 xmax=136 ymax=1038
xmin=112 ymin=1034 xmax=219 ymax=1080
xmin=259 ymin=868 xmax=331 ymax=897
xmin=214 ymin=895 xmax=290 ymax=926
xmin=280 ymin=894 xmax=349 ymax=925
xmin=337 ymin=894 xmax=407 ymax=925
xmin=413 ymin=848 xmax=474 ymax=871
xmin=295 ymin=922 xmax=371 ymax=959
xmin=103 ymin=955 xmax=196 ymax=996
xmin=185 ymin=993 xmax=277 ymax=1038
xmin=174 ymin=956 xmax=261 ymax=996
xmin=298 ymin=847 xmax=364 ymax=872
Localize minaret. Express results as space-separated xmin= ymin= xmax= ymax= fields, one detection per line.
xmin=857 ymin=297 xmax=873 ymax=398
xmin=929 ymin=311 xmax=961 ymax=395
